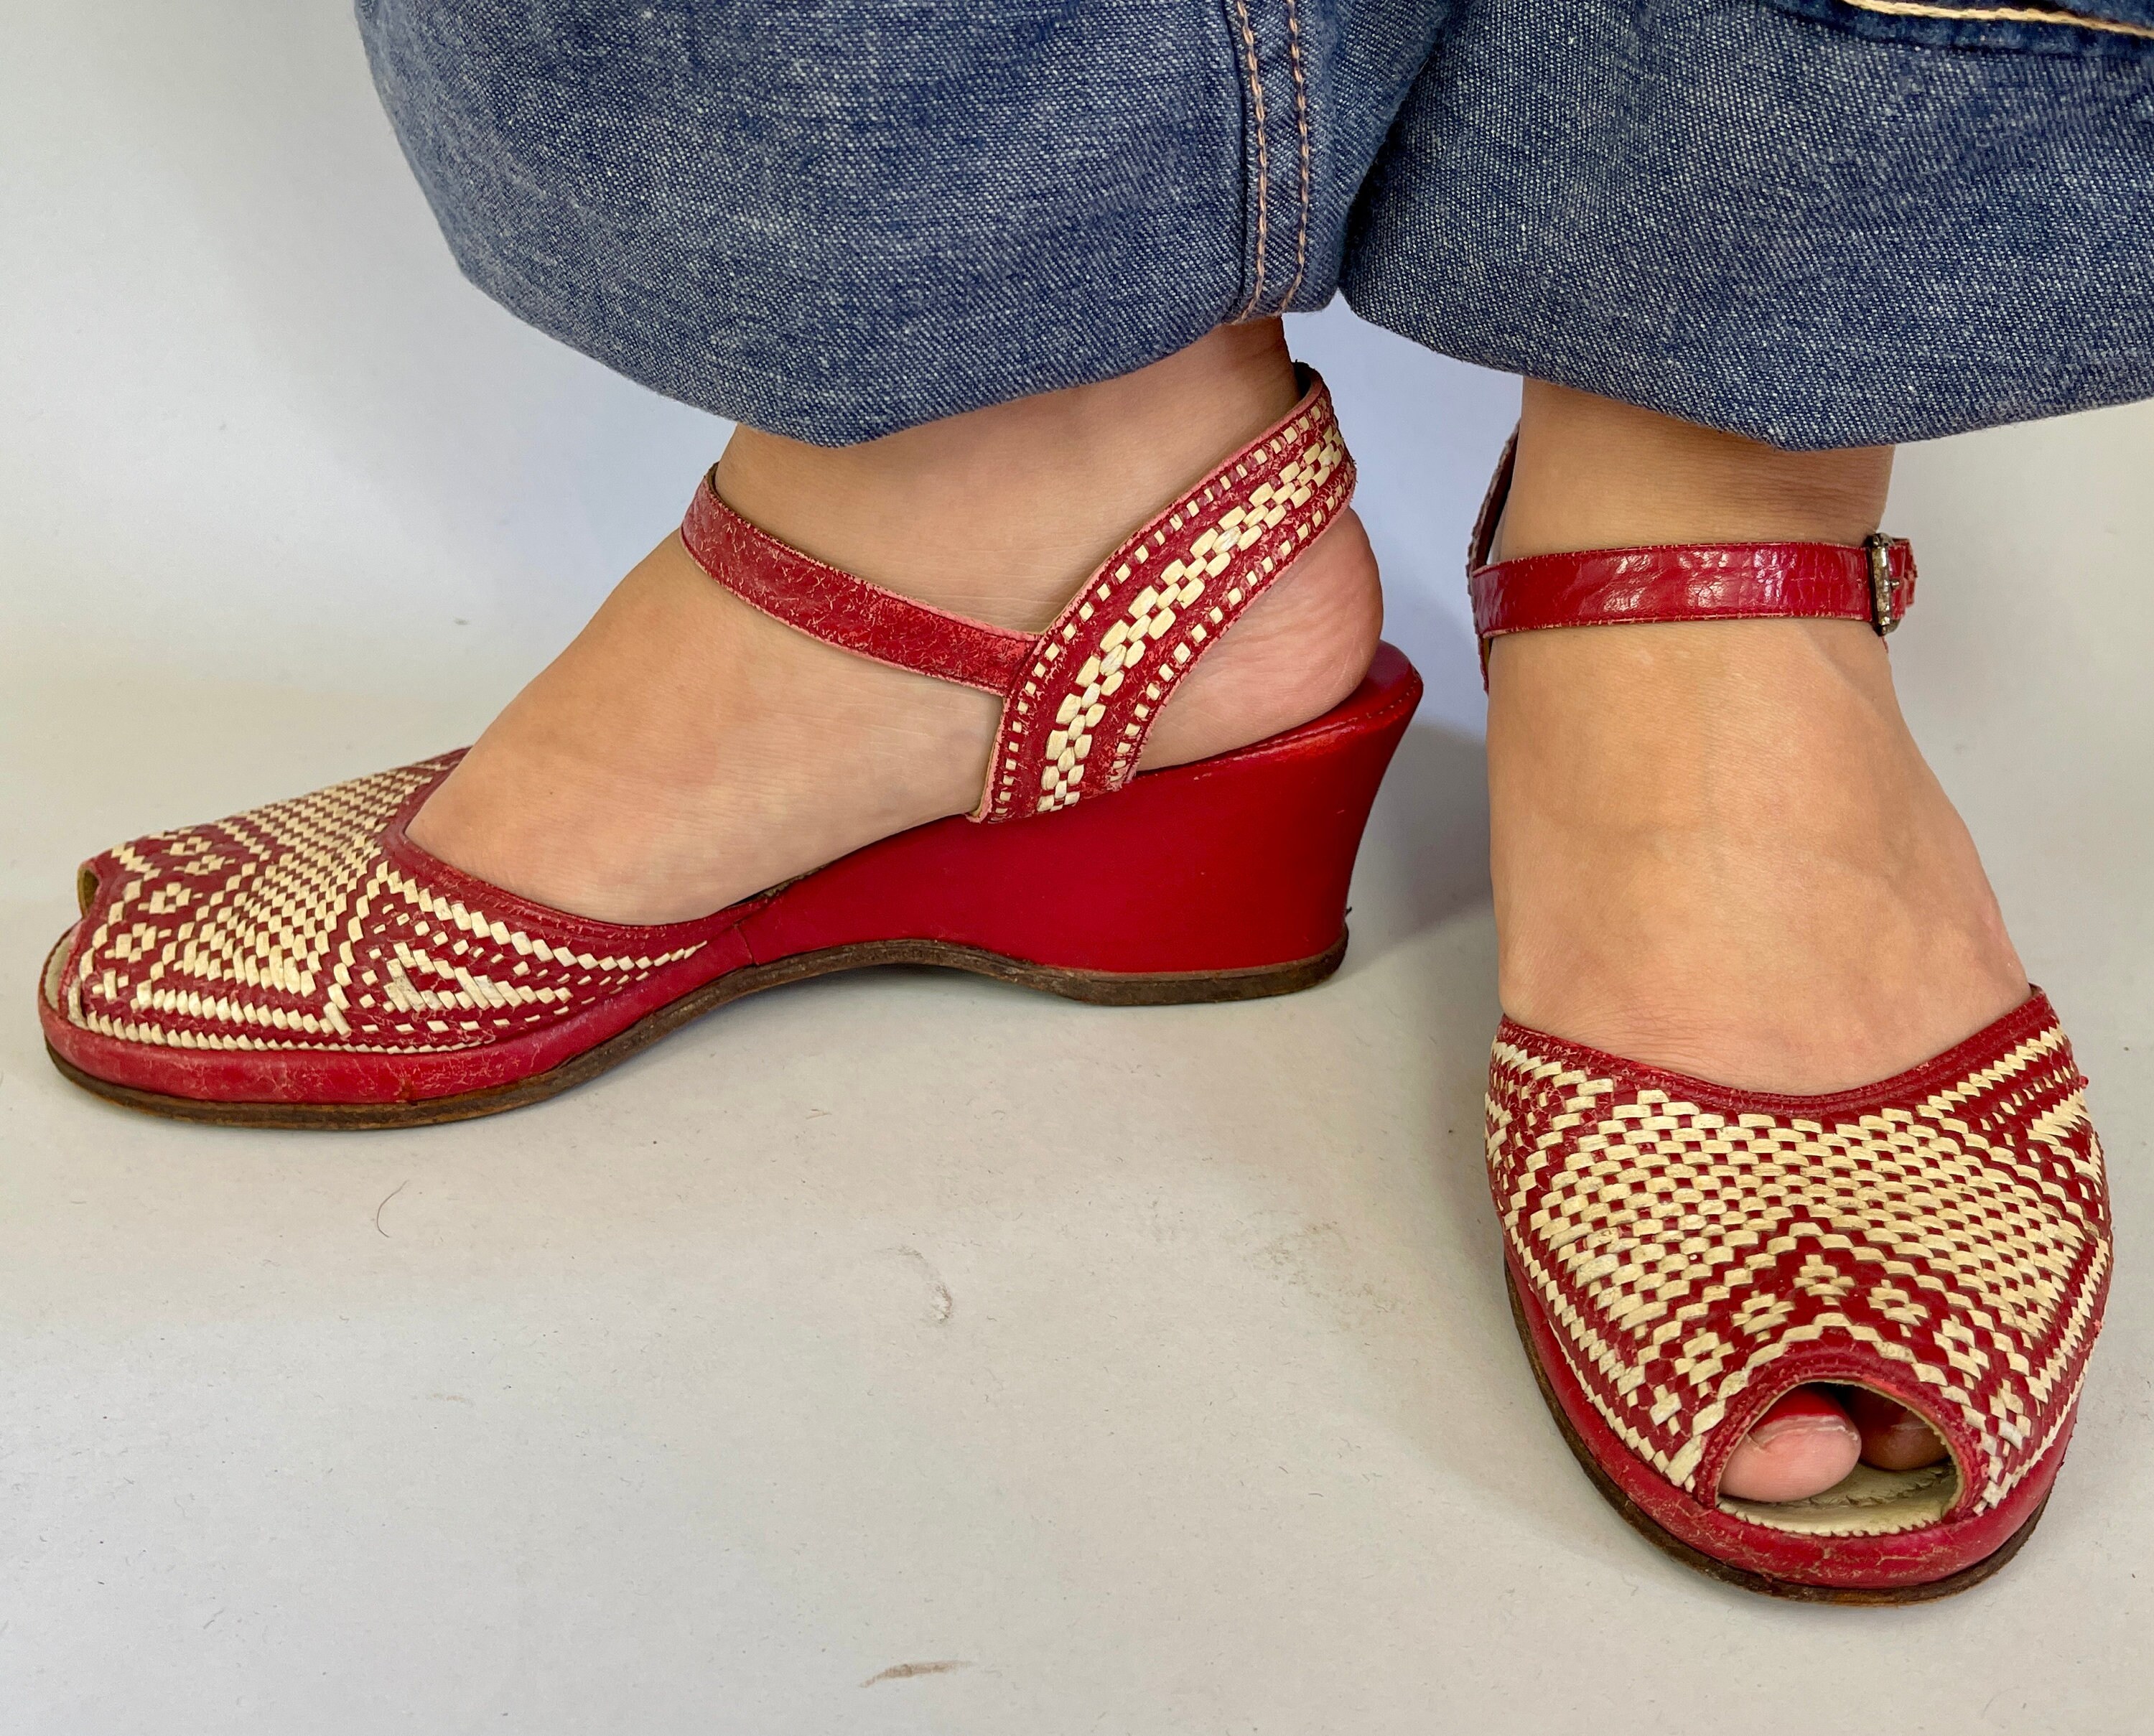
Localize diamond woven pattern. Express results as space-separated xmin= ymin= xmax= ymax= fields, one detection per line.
xmin=1487 ymin=1011 xmax=2109 ymax=1513
xmin=64 ymin=757 xmax=705 ymax=1055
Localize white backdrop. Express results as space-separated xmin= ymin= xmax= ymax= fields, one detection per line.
xmin=8 ymin=7 xmax=2154 ymax=1732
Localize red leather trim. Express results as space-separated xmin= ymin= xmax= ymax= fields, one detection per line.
xmin=43 ymin=923 xmax=760 ymax=1106
xmin=375 ymin=757 xmax=775 ymax=957
xmin=1470 ymin=539 xmax=1918 ymax=641
xmin=681 ymin=482 xmax=1036 ymax=695
xmin=1509 ymin=1251 xmax=2072 ymax=1591
xmin=1501 ymin=986 xmax=2064 ymax=1123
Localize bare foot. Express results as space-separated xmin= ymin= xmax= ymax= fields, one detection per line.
xmin=1491 ymin=381 xmax=2015 ymax=1503
xmin=408 ymin=319 xmax=1382 ymax=924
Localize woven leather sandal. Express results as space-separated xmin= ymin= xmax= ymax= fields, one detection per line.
xmin=39 ymin=373 xmax=1420 ymax=1129
xmin=1468 ymin=442 xmax=2111 ymax=1602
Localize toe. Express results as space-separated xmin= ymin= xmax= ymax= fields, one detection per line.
xmin=1719 ymin=1385 xmax=1862 ymax=1503
xmin=1845 ymin=1388 xmax=1950 ymax=1471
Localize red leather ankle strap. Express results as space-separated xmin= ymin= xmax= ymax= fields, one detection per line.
xmin=1470 ymin=537 xmax=1917 ymax=640
xmin=1463 ymin=433 xmax=1916 ymax=677
xmin=681 ymin=490 xmax=1037 ymax=695
xmin=679 ymin=370 xmax=1354 ymax=824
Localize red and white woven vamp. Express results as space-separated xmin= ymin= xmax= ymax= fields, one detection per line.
xmin=57 ymin=755 xmax=716 ymax=1057
xmin=1487 ymin=993 xmax=2110 ymax=1515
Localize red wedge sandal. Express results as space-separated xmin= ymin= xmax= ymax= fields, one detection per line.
xmin=1468 ymin=442 xmax=2112 ymax=1602
xmin=39 ymin=373 xmax=1420 ymax=1129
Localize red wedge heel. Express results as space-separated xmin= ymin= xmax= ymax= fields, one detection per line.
xmin=1467 ymin=440 xmax=2110 ymax=1601
xmin=39 ymin=372 xmax=1422 ymax=1129
xmin=736 ymin=646 xmax=1417 ymax=989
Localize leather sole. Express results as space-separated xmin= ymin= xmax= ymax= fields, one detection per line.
xmin=46 ymin=930 xmax=1346 ymax=1131
xmin=1503 ymin=1266 xmax=2045 ymax=1604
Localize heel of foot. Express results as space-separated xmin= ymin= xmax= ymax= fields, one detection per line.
xmin=1139 ymin=510 xmax=1384 ymax=771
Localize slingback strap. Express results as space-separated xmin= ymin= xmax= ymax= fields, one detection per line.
xmin=679 ymin=370 xmax=1354 ymax=824
xmin=1464 ymin=433 xmax=1916 ymax=683
xmin=681 ymin=487 xmax=1037 ymax=695
xmin=978 ymin=370 xmax=1351 ymax=821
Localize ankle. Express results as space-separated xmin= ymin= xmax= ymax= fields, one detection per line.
xmin=1478 ymin=385 xmax=2028 ymax=1091
xmin=1497 ymin=379 xmax=1894 ymax=559
xmin=712 ymin=315 xmax=1382 ymax=771
xmin=712 ymin=320 xmax=1304 ymax=630
xmin=1486 ymin=615 xmax=2028 ymax=1088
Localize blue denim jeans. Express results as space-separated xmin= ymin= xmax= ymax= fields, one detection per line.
xmin=357 ymin=0 xmax=2154 ymax=449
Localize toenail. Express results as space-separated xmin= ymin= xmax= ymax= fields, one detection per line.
xmin=1748 ymin=1416 xmax=1855 ymax=1452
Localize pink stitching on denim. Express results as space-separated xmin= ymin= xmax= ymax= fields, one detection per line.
xmin=1279 ymin=0 xmax=1314 ymax=309
xmin=1840 ymin=0 xmax=2154 ymax=34
xmin=1227 ymin=0 xmax=1272 ymax=318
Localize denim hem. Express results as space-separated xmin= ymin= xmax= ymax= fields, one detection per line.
xmin=1343 ymin=289 xmax=2154 ymax=448
xmin=360 ymin=0 xmax=2154 ymax=449
xmin=1342 ymin=0 xmax=2154 ymax=449
xmin=358 ymin=0 xmax=1260 ymax=446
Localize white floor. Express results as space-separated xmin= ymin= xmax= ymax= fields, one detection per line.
xmin=6 ymin=8 xmax=2153 ymax=1733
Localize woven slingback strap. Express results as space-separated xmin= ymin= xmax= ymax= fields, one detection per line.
xmin=680 ymin=369 xmax=1354 ymax=823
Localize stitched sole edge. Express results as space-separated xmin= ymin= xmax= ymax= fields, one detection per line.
xmin=45 ymin=929 xmax=1348 ymax=1131
xmin=1503 ymin=1266 xmax=2046 ymax=1605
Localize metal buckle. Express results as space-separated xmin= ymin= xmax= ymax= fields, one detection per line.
xmin=1864 ymin=533 xmax=1900 ymax=636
